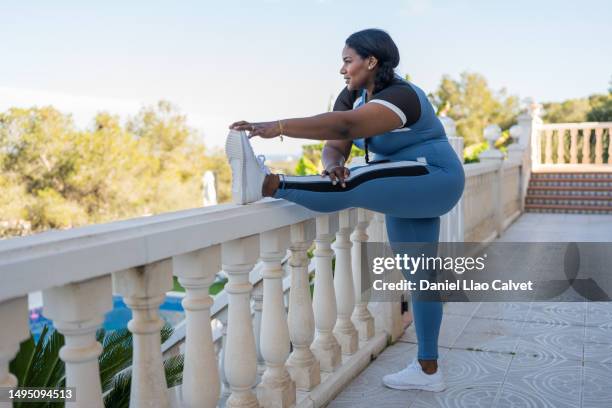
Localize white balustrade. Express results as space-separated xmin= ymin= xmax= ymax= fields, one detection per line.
xmin=333 ymin=210 xmax=359 ymax=355
xmin=311 ymin=214 xmax=341 ymax=372
xmin=113 ymin=260 xmax=174 ymax=408
xmin=173 ymin=245 xmax=221 ymax=408
xmin=350 ymin=209 xmax=374 ymax=341
xmin=286 ymin=220 xmax=320 ymax=391
xmin=532 ymin=122 xmax=612 ymax=167
xmin=221 ymin=235 xmax=260 ymax=408
xmin=257 ymin=227 xmax=295 ymax=408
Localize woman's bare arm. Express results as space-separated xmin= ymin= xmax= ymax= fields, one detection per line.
xmin=230 ymin=102 xmax=402 ymax=141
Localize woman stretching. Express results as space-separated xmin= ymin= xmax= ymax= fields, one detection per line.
xmin=226 ymin=28 xmax=464 ymax=392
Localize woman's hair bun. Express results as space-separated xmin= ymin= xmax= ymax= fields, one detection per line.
xmin=345 ymin=28 xmax=400 ymax=93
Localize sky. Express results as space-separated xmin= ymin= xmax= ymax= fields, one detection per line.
xmin=1 ymin=0 xmax=611 ymax=155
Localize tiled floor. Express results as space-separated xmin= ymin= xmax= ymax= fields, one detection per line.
xmin=329 ymin=214 xmax=612 ymax=407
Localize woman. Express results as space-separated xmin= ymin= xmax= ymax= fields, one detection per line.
xmin=227 ymin=28 xmax=464 ymax=392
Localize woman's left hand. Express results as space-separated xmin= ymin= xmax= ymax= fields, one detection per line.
xmin=230 ymin=121 xmax=281 ymax=139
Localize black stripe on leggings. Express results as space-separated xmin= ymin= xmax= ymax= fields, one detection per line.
xmin=282 ymin=165 xmax=429 ymax=192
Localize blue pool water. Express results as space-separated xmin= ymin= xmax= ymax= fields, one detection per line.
xmin=29 ymin=295 xmax=185 ymax=341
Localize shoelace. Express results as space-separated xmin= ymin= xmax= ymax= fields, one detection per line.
xmin=256 ymin=155 xmax=271 ymax=175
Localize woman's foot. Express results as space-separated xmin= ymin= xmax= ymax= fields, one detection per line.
xmin=382 ymin=358 xmax=445 ymax=392
xmin=225 ymin=130 xmax=272 ymax=204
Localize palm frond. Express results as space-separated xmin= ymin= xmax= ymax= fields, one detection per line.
xmin=163 ymin=354 xmax=184 ymax=389
xmin=103 ymin=368 xmax=132 ymax=408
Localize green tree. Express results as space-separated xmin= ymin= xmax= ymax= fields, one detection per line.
xmin=0 ymin=102 xmax=232 ymax=238
xmin=586 ymin=80 xmax=612 ymax=121
xmin=429 ymin=72 xmax=520 ymax=146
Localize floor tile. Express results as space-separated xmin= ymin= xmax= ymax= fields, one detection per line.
xmin=497 ymin=356 xmax=581 ymax=408
xmin=582 ymin=361 xmax=612 ymax=408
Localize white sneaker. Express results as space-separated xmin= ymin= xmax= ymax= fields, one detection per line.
xmin=382 ymin=358 xmax=446 ymax=392
xmin=225 ymin=130 xmax=270 ymax=204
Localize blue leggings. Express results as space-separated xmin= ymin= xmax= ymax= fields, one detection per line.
xmin=274 ymin=141 xmax=464 ymax=360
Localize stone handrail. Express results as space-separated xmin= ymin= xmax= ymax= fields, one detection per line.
xmin=0 ymin=115 xmax=532 ymax=408
xmin=532 ymin=121 xmax=612 ymax=166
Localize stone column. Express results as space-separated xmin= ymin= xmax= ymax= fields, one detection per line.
xmin=251 ymin=284 xmax=265 ymax=376
xmin=333 ymin=210 xmax=358 ymax=355
xmin=221 ymin=235 xmax=260 ymax=408
xmin=311 ymin=214 xmax=341 ymax=372
xmin=173 ymin=245 xmax=221 ymax=408
xmin=286 ymin=220 xmax=320 ymax=391
xmin=256 ymin=227 xmax=295 ymax=408
xmin=351 ymin=209 xmax=374 ymax=341
xmin=0 ymin=296 xmax=29 ymax=408
xmin=113 ymin=260 xmax=174 ymax=408
xmin=43 ymin=276 xmax=113 ymax=408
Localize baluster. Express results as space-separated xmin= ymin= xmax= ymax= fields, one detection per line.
xmin=286 ymin=220 xmax=320 ymax=391
xmin=173 ymin=245 xmax=221 ymax=408
xmin=257 ymin=227 xmax=295 ymax=408
xmin=333 ymin=210 xmax=358 ymax=355
xmin=351 ymin=209 xmax=374 ymax=341
xmin=582 ymin=128 xmax=591 ymax=164
xmin=595 ymin=128 xmax=604 ymax=164
xmin=545 ymin=129 xmax=553 ymax=164
xmin=0 ymin=297 xmax=29 ymax=408
xmin=113 ymin=260 xmax=173 ymax=408
xmin=252 ymin=284 xmax=265 ymax=376
xmin=221 ymin=235 xmax=260 ymax=408
xmin=43 ymin=276 xmax=111 ymax=408
xmin=570 ymin=128 xmax=578 ymax=164
xmin=556 ymin=128 xmax=565 ymax=164
xmin=311 ymin=214 xmax=341 ymax=372
xmin=217 ymin=313 xmax=231 ymax=401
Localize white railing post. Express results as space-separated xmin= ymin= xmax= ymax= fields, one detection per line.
xmin=366 ymin=213 xmax=404 ymax=342
xmin=595 ymin=128 xmax=604 ymax=164
xmin=351 ymin=209 xmax=374 ymax=341
xmin=173 ymin=245 xmax=221 ymax=408
xmin=333 ymin=210 xmax=358 ymax=355
xmin=0 ymin=297 xmax=29 ymax=408
xmin=217 ymin=314 xmax=231 ymax=401
xmin=113 ymin=261 xmax=173 ymax=408
xmin=252 ymin=284 xmax=265 ymax=376
xmin=286 ymin=220 xmax=320 ymax=391
xmin=557 ymin=129 xmax=566 ymax=164
xmin=570 ymin=128 xmax=579 ymax=164
xmin=526 ymin=102 xmax=543 ymax=168
xmin=43 ymin=276 xmax=112 ymax=408
xmin=582 ymin=128 xmax=591 ymax=164
xmin=257 ymin=227 xmax=295 ymax=408
xmin=311 ymin=214 xmax=341 ymax=372
xmin=508 ymin=124 xmax=527 ymax=213
xmin=221 ymin=235 xmax=260 ymax=408
xmin=479 ymin=124 xmax=505 ymax=237
xmin=439 ymin=116 xmax=465 ymax=241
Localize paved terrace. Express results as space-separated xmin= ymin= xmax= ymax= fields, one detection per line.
xmin=330 ymin=213 xmax=612 ymax=408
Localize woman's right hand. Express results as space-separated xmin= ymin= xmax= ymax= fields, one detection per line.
xmin=321 ymin=165 xmax=350 ymax=188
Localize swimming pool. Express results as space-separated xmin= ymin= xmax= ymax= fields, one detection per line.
xmin=29 ymin=295 xmax=186 ymax=341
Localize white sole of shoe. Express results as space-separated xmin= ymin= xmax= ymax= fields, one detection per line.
xmin=382 ymin=381 xmax=446 ymax=392
xmin=225 ymin=131 xmax=247 ymax=204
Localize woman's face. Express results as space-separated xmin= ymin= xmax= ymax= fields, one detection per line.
xmin=340 ymin=45 xmax=375 ymax=91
